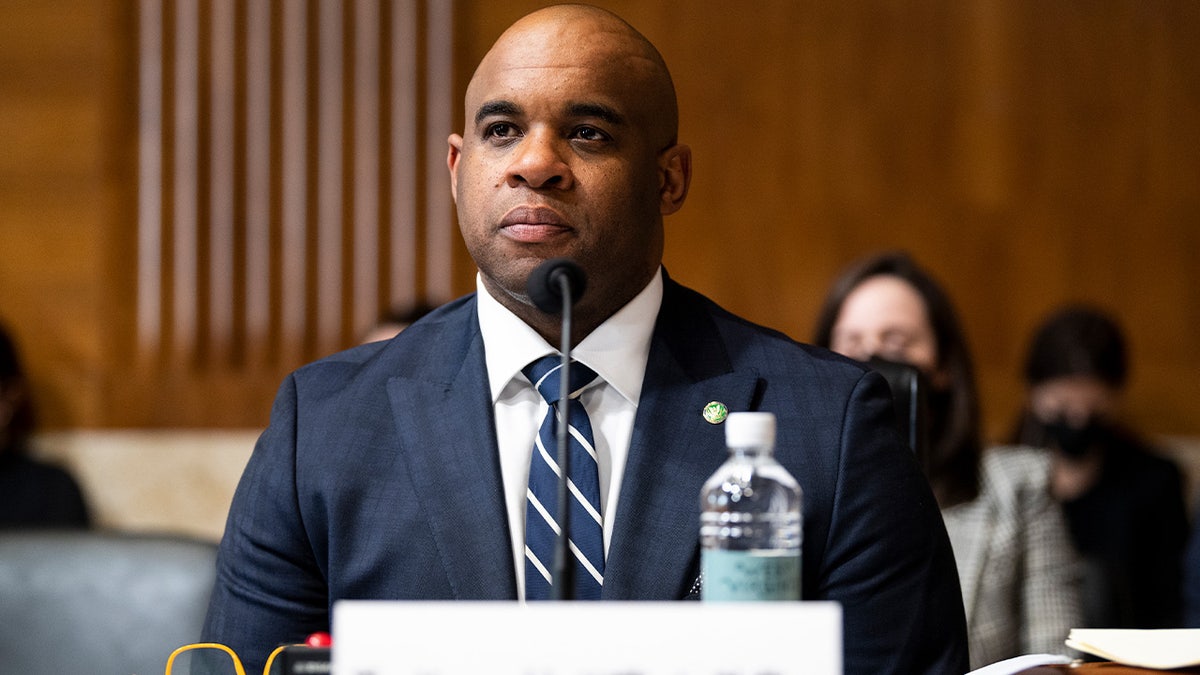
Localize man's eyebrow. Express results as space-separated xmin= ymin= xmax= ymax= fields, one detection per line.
xmin=474 ymin=100 xmax=521 ymax=125
xmin=568 ymin=102 xmax=626 ymax=126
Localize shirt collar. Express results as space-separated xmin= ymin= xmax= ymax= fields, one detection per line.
xmin=477 ymin=268 xmax=663 ymax=406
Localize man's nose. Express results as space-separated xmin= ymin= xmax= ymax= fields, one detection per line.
xmin=504 ymin=130 xmax=573 ymax=189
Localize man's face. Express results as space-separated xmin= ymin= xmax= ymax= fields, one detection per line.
xmin=447 ymin=16 xmax=685 ymax=325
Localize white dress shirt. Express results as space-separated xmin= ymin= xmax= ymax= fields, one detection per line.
xmin=476 ymin=268 xmax=662 ymax=599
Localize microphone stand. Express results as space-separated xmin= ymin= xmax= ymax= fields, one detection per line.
xmin=526 ymin=257 xmax=587 ymax=601
xmin=551 ymin=271 xmax=576 ymax=601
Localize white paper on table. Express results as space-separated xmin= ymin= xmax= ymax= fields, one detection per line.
xmin=965 ymin=653 xmax=1074 ymax=675
xmin=1065 ymin=628 xmax=1200 ymax=669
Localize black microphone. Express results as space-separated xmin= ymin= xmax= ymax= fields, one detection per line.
xmin=525 ymin=258 xmax=587 ymax=601
xmin=527 ymin=258 xmax=587 ymax=314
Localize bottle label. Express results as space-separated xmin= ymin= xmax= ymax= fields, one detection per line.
xmin=700 ymin=549 xmax=801 ymax=601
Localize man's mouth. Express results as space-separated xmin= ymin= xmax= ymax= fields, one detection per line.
xmin=499 ymin=206 xmax=572 ymax=242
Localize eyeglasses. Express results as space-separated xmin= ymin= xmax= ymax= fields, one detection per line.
xmin=164 ymin=642 xmax=300 ymax=675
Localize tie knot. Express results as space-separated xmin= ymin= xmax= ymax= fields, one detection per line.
xmin=523 ymin=355 xmax=598 ymax=404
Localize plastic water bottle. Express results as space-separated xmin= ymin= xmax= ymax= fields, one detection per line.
xmin=700 ymin=411 xmax=803 ymax=601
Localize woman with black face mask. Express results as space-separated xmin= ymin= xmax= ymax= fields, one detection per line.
xmin=1011 ymin=306 xmax=1188 ymax=630
xmin=814 ymin=251 xmax=1082 ymax=670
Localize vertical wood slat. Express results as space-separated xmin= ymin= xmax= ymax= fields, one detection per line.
xmin=353 ymin=0 xmax=381 ymax=339
xmin=279 ymin=0 xmax=308 ymax=365
xmin=423 ymin=0 xmax=453 ymax=301
xmin=209 ymin=0 xmax=236 ymax=362
xmin=244 ymin=0 xmax=271 ymax=362
xmin=316 ymin=0 xmax=343 ymax=357
xmin=391 ymin=0 xmax=419 ymax=307
xmin=172 ymin=0 xmax=199 ymax=361
xmin=137 ymin=0 xmax=163 ymax=358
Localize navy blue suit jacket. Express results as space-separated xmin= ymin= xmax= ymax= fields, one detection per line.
xmin=202 ymin=278 xmax=968 ymax=673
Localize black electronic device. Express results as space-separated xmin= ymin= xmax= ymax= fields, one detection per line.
xmin=270 ymin=645 xmax=331 ymax=675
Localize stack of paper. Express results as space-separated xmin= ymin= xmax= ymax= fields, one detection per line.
xmin=1066 ymin=629 xmax=1200 ymax=669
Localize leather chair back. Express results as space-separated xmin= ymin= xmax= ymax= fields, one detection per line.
xmin=0 ymin=530 xmax=217 ymax=675
xmin=867 ymin=356 xmax=931 ymax=463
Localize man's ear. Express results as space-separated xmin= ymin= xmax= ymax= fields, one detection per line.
xmin=447 ymin=134 xmax=464 ymax=202
xmin=658 ymin=143 xmax=691 ymax=215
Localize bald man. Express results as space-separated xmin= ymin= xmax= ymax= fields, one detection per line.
xmin=202 ymin=6 xmax=968 ymax=673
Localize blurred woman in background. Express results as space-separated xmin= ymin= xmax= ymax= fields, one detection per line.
xmin=813 ymin=251 xmax=1080 ymax=669
xmin=0 ymin=321 xmax=90 ymax=528
xmin=1011 ymin=306 xmax=1187 ymax=628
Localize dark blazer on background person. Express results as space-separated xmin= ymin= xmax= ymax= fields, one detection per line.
xmin=201 ymin=277 xmax=968 ymax=674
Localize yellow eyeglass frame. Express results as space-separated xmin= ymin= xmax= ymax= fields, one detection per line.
xmin=164 ymin=641 xmax=303 ymax=675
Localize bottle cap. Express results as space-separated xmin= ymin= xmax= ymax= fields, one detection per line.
xmin=725 ymin=411 xmax=776 ymax=447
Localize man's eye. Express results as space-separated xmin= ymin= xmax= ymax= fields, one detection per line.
xmin=484 ymin=122 xmax=519 ymax=139
xmin=572 ymin=126 xmax=610 ymax=142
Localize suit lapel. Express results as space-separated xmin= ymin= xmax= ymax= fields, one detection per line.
xmin=386 ymin=301 xmax=517 ymax=599
xmin=604 ymin=280 xmax=761 ymax=599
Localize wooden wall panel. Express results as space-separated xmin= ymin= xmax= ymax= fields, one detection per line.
xmin=1 ymin=0 xmax=1197 ymax=439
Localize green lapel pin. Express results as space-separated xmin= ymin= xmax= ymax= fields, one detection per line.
xmin=702 ymin=401 xmax=728 ymax=425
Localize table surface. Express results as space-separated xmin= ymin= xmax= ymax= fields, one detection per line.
xmin=1020 ymin=664 xmax=1200 ymax=674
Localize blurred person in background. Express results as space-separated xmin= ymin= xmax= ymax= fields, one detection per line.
xmin=359 ymin=302 xmax=438 ymax=344
xmin=814 ymin=251 xmax=1081 ymax=669
xmin=1011 ymin=305 xmax=1188 ymax=628
xmin=0 ymin=321 xmax=90 ymax=528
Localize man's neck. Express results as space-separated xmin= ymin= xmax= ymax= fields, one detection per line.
xmin=480 ymin=277 xmax=622 ymax=349
xmin=478 ymin=266 xmax=665 ymax=349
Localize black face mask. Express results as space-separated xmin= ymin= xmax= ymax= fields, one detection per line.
xmin=1043 ymin=417 xmax=1105 ymax=458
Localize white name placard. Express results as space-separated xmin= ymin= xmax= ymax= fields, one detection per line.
xmin=332 ymin=600 xmax=841 ymax=675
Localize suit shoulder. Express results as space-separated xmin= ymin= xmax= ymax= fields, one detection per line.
xmin=290 ymin=294 xmax=477 ymax=390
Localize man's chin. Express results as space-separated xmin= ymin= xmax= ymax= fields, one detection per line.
xmin=479 ymin=268 xmax=538 ymax=306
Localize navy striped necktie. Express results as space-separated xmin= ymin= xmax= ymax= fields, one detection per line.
xmin=523 ymin=355 xmax=604 ymax=600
